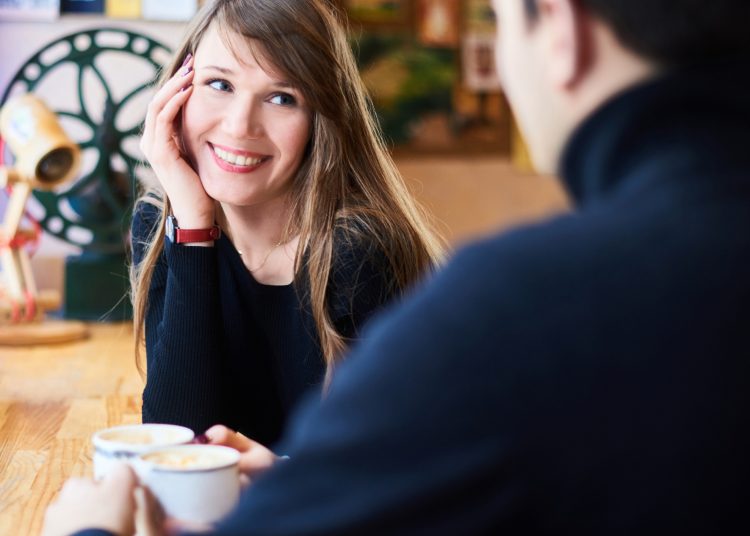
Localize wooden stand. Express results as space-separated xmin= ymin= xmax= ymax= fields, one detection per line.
xmin=0 ymin=276 xmax=90 ymax=345
xmin=0 ymin=319 xmax=89 ymax=345
xmin=0 ymin=168 xmax=89 ymax=345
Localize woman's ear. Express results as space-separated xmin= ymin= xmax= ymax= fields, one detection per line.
xmin=537 ymin=0 xmax=592 ymax=89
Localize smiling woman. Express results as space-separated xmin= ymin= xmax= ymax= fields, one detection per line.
xmin=129 ymin=0 xmax=445 ymax=452
xmin=181 ymin=26 xmax=312 ymax=215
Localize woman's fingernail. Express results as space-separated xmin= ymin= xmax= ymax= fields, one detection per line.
xmin=193 ymin=433 xmax=209 ymax=444
xmin=180 ymin=84 xmax=192 ymax=93
xmin=180 ymin=66 xmax=193 ymax=77
xmin=180 ymin=53 xmax=193 ymax=67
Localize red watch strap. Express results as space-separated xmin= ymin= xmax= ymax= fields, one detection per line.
xmin=174 ymin=226 xmax=221 ymax=243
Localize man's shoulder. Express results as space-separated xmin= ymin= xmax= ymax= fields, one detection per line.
xmin=388 ymin=212 xmax=594 ymax=330
xmin=447 ymin=210 xmax=601 ymax=283
xmin=411 ymin=204 xmax=654 ymax=340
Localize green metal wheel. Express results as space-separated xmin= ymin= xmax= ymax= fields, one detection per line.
xmin=1 ymin=27 xmax=170 ymax=254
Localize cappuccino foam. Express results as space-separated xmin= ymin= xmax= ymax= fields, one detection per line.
xmin=143 ymin=451 xmax=228 ymax=470
xmin=100 ymin=430 xmax=154 ymax=444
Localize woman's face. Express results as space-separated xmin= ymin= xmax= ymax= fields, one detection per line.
xmin=181 ymin=26 xmax=312 ymax=208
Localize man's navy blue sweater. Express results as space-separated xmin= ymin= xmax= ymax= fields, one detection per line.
xmin=210 ymin=60 xmax=750 ymax=534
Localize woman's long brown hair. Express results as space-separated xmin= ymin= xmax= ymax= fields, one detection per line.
xmin=130 ymin=0 xmax=445 ymax=385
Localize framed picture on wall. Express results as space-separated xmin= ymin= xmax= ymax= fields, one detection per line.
xmin=462 ymin=33 xmax=501 ymax=92
xmin=61 ymin=0 xmax=104 ymax=13
xmin=416 ymin=0 xmax=460 ymax=48
xmin=0 ymin=0 xmax=59 ymax=21
xmin=142 ymin=0 xmax=198 ymax=21
xmin=345 ymin=0 xmax=410 ymax=27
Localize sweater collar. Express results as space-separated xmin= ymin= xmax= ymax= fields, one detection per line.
xmin=559 ymin=57 xmax=750 ymax=205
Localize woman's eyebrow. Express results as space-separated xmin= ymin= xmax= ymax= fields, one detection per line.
xmin=202 ymin=65 xmax=235 ymax=75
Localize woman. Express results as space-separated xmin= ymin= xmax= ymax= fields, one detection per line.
xmin=130 ymin=0 xmax=444 ymax=447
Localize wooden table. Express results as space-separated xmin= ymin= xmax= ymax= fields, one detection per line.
xmin=0 ymin=322 xmax=143 ymax=535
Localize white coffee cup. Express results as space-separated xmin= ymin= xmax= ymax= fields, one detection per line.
xmin=133 ymin=444 xmax=241 ymax=525
xmin=92 ymin=424 xmax=195 ymax=480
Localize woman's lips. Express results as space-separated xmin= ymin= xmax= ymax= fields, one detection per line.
xmin=209 ymin=143 xmax=269 ymax=172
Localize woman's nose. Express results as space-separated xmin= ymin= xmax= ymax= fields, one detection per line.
xmin=222 ymin=99 xmax=264 ymax=139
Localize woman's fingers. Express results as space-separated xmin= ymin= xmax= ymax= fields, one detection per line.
xmin=141 ymin=56 xmax=194 ymax=162
xmin=153 ymin=84 xmax=193 ymax=163
xmin=143 ymin=77 xmax=194 ymax=161
xmin=203 ymin=424 xmax=253 ymax=451
xmin=203 ymin=425 xmax=278 ymax=479
xmin=144 ymin=55 xmax=193 ymax=131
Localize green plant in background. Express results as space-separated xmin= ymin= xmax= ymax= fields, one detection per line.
xmin=347 ymin=0 xmax=408 ymax=24
xmin=353 ymin=33 xmax=456 ymax=145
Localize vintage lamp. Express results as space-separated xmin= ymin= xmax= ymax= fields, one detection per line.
xmin=0 ymin=94 xmax=88 ymax=344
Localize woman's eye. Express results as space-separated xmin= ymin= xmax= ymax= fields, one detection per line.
xmin=208 ymin=79 xmax=232 ymax=92
xmin=269 ymin=93 xmax=296 ymax=106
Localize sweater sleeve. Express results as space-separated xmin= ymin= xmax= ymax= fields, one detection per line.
xmin=131 ymin=202 xmax=228 ymax=434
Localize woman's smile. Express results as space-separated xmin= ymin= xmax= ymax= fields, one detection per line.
xmin=209 ymin=142 xmax=270 ymax=173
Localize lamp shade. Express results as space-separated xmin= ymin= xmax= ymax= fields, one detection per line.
xmin=0 ymin=94 xmax=81 ymax=189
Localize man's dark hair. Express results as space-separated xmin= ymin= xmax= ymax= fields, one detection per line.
xmin=523 ymin=0 xmax=750 ymax=66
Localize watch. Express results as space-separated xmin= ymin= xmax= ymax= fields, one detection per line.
xmin=165 ymin=215 xmax=221 ymax=244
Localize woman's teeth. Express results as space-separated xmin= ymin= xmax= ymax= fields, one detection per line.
xmin=213 ymin=146 xmax=263 ymax=166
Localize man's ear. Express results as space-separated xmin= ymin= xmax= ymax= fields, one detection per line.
xmin=537 ymin=0 xmax=591 ymax=89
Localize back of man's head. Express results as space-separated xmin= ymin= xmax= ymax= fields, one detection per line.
xmin=523 ymin=0 xmax=750 ymax=66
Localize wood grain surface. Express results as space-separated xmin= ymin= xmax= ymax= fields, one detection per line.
xmin=0 ymin=322 xmax=142 ymax=535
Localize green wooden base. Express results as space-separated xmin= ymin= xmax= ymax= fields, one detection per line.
xmin=63 ymin=253 xmax=132 ymax=321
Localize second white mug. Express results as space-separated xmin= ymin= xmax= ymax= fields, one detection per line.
xmin=133 ymin=444 xmax=241 ymax=525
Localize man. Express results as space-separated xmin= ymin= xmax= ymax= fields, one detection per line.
xmin=45 ymin=0 xmax=750 ymax=534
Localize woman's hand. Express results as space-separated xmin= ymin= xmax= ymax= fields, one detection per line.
xmin=140 ymin=54 xmax=215 ymax=229
xmin=202 ymin=425 xmax=282 ymax=486
xmin=42 ymin=463 xmax=138 ymax=536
